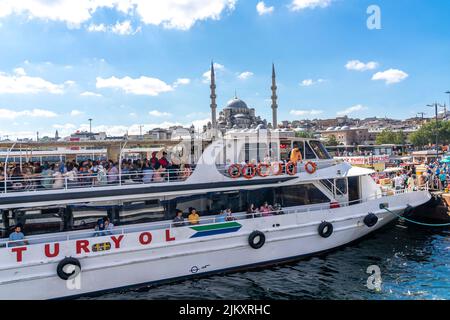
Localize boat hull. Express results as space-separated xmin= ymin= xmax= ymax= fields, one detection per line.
xmin=0 ymin=191 xmax=431 ymax=299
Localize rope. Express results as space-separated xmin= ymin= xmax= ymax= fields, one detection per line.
xmin=381 ymin=204 xmax=450 ymax=227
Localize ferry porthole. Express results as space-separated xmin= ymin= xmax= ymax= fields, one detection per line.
xmin=363 ymin=213 xmax=378 ymax=228
xmin=318 ymin=221 xmax=333 ymax=238
xmin=248 ymin=231 xmax=265 ymax=249
xmin=57 ymin=257 xmax=81 ymax=281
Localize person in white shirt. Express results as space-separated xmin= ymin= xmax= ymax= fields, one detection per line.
xmin=393 ymin=173 xmax=404 ymax=191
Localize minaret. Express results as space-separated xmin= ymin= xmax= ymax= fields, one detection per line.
xmin=210 ymin=61 xmax=217 ymax=130
xmin=271 ymin=63 xmax=278 ymax=128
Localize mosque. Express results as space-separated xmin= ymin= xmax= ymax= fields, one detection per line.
xmin=204 ymin=63 xmax=279 ymax=133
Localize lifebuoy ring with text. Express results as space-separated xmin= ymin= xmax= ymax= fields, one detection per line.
xmin=286 ymin=161 xmax=297 ymax=175
xmin=257 ymin=163 xmax=271 ymax=177
xmin=242 ymin=164 xmax=256 ymax=179
xmin=228 ymin=164 xmax=241 ymax=178
xmin=271 ymin=162 xmax=283 ymax=176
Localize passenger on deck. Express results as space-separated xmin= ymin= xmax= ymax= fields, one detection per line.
xmin=142 ymin=162 xmax=154 ymax=183
xmin=247 ymin=204 xmax=258 ymax=214
xmin=188 ymin=207 xmax=200 ymax=225
xmin=94 ymin=218 xmax=105 ymax=236
xmin=107 ymin=162 xmax=119 ymax=184
xmin=215 ymin=209 xmax=227 ymax=223
xmin=150 ymin=152 xmax=160 ymax=169
xmin=290 ymin=143 xmax=303 ymax=164
xmin=103 ymin=216 xmax=114 ymax=235
xmin=159 ymin=152 xmax=170 ymax=169
xmin=173 ymin=209 xmax=185 ymax=227
xmin=9 ymin=224 xmax=27 ymax=245
xmin=225 ymin=209 xmax=236 ymax=221
xmin=97 ymin=164 xmax=108 ymax=186
xmin=52 ymin=164 xmax=64 ymax=189
xmin=259 ymin=202 xmax=274 ymax=216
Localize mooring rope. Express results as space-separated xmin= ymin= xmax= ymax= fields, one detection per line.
xmin=381 ymin=205 xmax=450 ymax=227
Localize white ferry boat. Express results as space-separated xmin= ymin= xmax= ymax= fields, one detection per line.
xmin=0 ymin=130 xmax=431 ymax=299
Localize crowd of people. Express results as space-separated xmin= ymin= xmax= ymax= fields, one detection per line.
xmin=376 ymin=159 xmax=450 ymax=192
xmin=0 ymin=151 xmax=193 ymax=192
xmin=172 ymin=202 xmax=284 ymax=227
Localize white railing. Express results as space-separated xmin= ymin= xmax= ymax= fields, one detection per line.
xmin=0 ymin=161 xmax=313 ymax=195
xmin=0 ymin=187 xmax=427 ymax=249
xmin=0 ymin=169 xmax=193 ymax=194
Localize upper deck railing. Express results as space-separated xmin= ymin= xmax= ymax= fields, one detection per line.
xmin=0 ymin=160 xmax=329 ymax=195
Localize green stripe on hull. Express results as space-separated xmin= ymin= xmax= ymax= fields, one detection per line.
xmin=190 ymin=221 xmax=241 ymax=231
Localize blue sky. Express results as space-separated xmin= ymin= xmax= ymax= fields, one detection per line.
xmin=0 ymin=0 xmax=449 ymax=139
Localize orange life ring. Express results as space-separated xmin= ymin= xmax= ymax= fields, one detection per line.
xmin=286 ymin=161 xmax=297 ymax=175
xmin=304 ymin=161 xmax=317 ymax=174
xmin=228 ymin=164 xmax=241 ymax=178
xmin=256 ymin=163 xmax=271 ymax=177
xmin=271 ymin=162 xmax=283 ymax=176
xmin=242 ymin=164 xmax=256 ymax=179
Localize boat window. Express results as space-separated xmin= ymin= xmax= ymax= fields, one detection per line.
xmin=348 ymin=176 xmax=360 ymax=205
xmin=9 ymin=207 xmax=64 ymax=236
xmin=118 ymin=200 xmax=165 ymax=225
xmin=276 ymin=184 xmax=330 ymax=207
xmin=304 ymin=142 xmax=317 ymax=160
xmin=309 ymin=140 xmax=332 ymax=159
xmin=335 ymin=178 xmax=348 ymax=195
xmin=243 ymin=143 xmax=268 ymax=163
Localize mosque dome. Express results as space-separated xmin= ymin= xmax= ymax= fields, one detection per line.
xmin=224 ymin=97 xmax=248 ymax=110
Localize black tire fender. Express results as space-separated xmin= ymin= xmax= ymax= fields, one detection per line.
xmin=318 ymin=221 xmax=333 ymax=238
xmin=363 ymin=213 xmax=379 ymax=228
xmin=57 ymin=257 xmax=81 ymax=280
xmin=248 ymin=231 xmax=265 ymax=249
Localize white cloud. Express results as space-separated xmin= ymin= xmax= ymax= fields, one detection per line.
xmin=372 ymin=69 xmax=409 ymax=85
xmin=0 ymin=70 xmax=65 ymax=94
xmin=345 ymin=60 xmax=379 ymax=72
xmin=202 ymin=62 xmax=225 ymax=83
xmin=70 ymin=110 xmax=84 ymax=116
xmin=237 ymin=71 xmax=254 ymax=80
xmin=336 ymin=104 xmax=368 ymax=116
xmin=256 ymin=2 xmax=274 ymax=15
xmin=173 ymin=78 xmax=191 ymax=87
xmin=0 ymin=0 xmax=237 ymax=30
xmin=87 ymin=23 xmax=107 ymax=32
xmin=290 ymin=0 xmax=332 ymax=11
xmin=96 ymin=76 xmax=174 ymax=96
xmin=80 ymin=91 xmax=102 ymax=97
xmin=300 ymin=78 xmax=324 ymax=86
xmin=290 ymin=109 xmax=324 ymax=117
xmin=0 ymin=108 xmax=58 ymax=119
xmin=13 ymin=67 xmax=26 ymax=76
xmin=131 ymin=0 xmax=237 ymax=30
xmin=149 ymin=110 xmax=172 ymax=117
xmin=111 ymin=20 xmax=137 ymax=35
xmin=87 ymin=21 xmax=140 ymax=35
